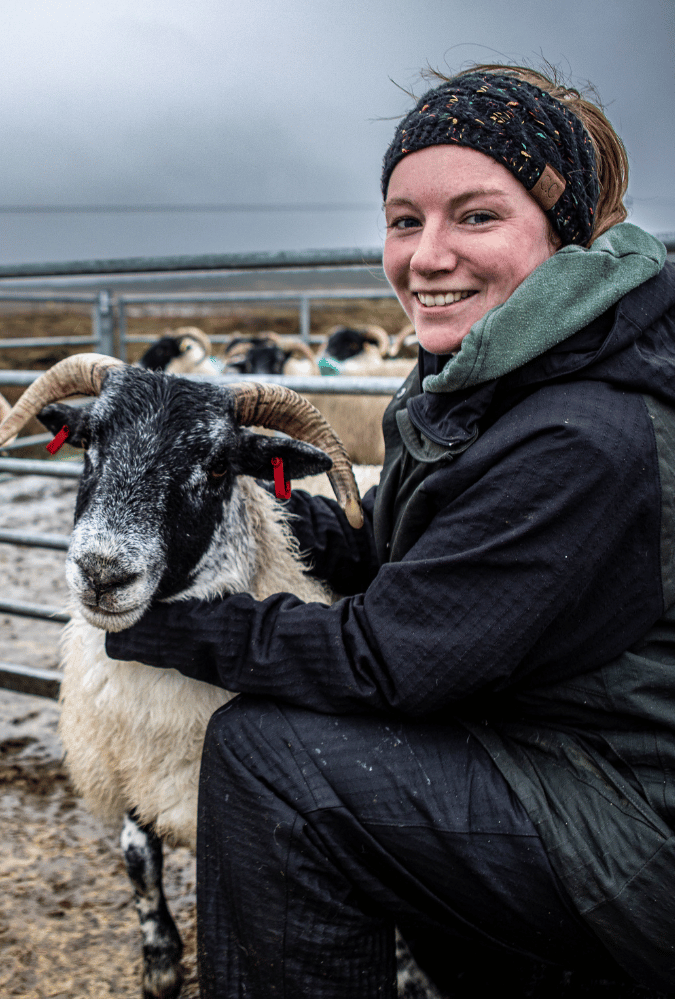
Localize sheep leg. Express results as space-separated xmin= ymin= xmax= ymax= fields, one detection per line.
xmin=395 ymin=930 xmax=449 ymax=999
xmin=121 ymin=811 xmax=184 ymax=999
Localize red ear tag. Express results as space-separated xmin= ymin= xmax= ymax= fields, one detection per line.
xmin=271 ymin=456 xmax=291 ymax=499
xmin=46 ymin=425 xmax=70 ymax=454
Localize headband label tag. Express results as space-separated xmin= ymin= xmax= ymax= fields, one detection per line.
xmin=530 ymin=163 xmax=566 ymax=211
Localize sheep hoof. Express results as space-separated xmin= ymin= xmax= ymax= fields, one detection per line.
xmin=142 ymin=961 xmax=184 ymax=999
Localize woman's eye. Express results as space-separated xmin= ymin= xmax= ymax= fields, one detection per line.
xmin=388 ymin=216 xmax=421 ymax=230
xmin=464 ymin=212 xmax=496 ymax=225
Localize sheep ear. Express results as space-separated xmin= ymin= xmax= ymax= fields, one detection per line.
xmin=234 ymin=429 xmax=333 ymax=480
xmin=37 ymin=403 xmax=90 ymax=449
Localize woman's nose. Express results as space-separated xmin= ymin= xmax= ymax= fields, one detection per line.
xmin=409 ymin=223 xmax=458 ymax=276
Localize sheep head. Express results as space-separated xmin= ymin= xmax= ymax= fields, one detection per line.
xmin=139 ymin=327 xmax=213 ymax=372
xmin=223 ymin=333 xmax=318 ymax=376
xmin=321 ymin=325 xmax=391 ymax=365
xmin=0 ymin=355 xmax=363 ymax=632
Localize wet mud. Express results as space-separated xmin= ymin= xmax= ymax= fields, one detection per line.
xmin=0 ymin=690 xmax=200 ymax=998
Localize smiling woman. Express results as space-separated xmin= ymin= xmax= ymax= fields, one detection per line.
xmin=101 ymin=62 xmax=675 ymax=999
xmin=383 ymin=145 xmax=560 ymax=354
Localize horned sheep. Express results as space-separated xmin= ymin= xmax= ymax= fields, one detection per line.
xmin=319 ymin=323 xmax=417 ymax=379
xmin=222 ymin=330 xmax=319 ymax=376
xmin=138 ymin=326 xmax=221 ymax=376
xmin=0 ymin=356 xmax=436 ymax=999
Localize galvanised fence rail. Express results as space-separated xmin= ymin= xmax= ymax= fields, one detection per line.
xmin=1 ymin=236 xmax=673 ymax=699
xmin=0 ymin=246 xmax=397 ymax=356
xmin=0 ymin=239 xmax=672 ymax=358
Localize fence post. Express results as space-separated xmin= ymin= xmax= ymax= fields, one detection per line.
xmin=118 ymin=300 xmax=127 ymax=362
xmin=299 ymin=296 xmax=311 ymax=342
xmin=93 ymin=290 xmax=115 ymax=355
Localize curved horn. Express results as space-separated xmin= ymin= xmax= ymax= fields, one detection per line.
xmin=0 ymin=391 xmax=17 ymax=446
xmin=389 ymin=323 xmax=417 ymax=358
xmin=223 ymin=336 xmax=250 ymax=361
xmin=222 ymin=334 xmax=275 ymax=371
xmin=223 ymin=332 xmax=274 ymax=359
xmin=286 ymin=339 xmax=319 ymax=371
xmin=263 ymin=333 xmax=320 ymax=374
xmin=320 ymin=324 xmax=390 ymax=359
xmin=363 ymin=325 xmax=391 ymax=357
xmin=230 ymin=382 xmax=363 ymax=529
xmin=0 ymin=391 xmax=12 ymax=424
xmin=173 ymin=326 xmax=212 ymax=357
xmin=0 ymin=353 xmax=124 ymax=447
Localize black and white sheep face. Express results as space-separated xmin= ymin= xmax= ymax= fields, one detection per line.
xmin=137 ymin=336 xmax=183 ymax=371
xmin=226 ymin=343 xmax=289 ymax=375
xmin=37 ymin=366 xmax=331 ymax=632
xmin=322 ymin=328 xmax=373 ymax=362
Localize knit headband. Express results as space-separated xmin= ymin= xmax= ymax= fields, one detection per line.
xmin=381 ymin=72 xmax=599 ymax=246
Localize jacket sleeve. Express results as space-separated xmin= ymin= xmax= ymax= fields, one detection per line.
xmin=106 ymin=389 xmax=664 ymax=717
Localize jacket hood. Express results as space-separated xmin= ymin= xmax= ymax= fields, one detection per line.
xmin=422 ymin=223 xmax=667 ymax=395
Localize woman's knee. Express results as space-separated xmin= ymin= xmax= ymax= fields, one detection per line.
xmin=200 ymin=695 xmax=321 ymax=803
xmin=204 ymin=693 xmax=291 ymax=756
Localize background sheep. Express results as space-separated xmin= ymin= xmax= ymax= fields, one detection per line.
xmin=319 ymin=323 xmax=416 ymax=379
xmin=138 ymin=326 xmax=221 ymax=376
xmin=222 ymin=331 xmax=318 ymax=376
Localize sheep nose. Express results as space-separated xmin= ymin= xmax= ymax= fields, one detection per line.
xmin=75 ymin=558 xmax=141 ymax=595
xmin=95 ymin=572 xmax=141 ymax=596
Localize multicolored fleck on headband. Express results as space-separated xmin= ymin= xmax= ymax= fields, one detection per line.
xmin=381 ymin=72 xmax=599 ymax=246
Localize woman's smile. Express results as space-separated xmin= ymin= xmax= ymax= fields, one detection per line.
xmin=413 ymin=289 xmax=478 ymax=307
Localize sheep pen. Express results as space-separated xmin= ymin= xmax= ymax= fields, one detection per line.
xmin=1 ymin=340 xmax=669 ymax=997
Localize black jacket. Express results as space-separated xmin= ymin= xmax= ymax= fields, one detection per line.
xmin=108 ymin=262 xmax=675 ymax=991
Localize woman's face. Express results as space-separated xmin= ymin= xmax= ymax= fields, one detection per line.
xmin=383 ymin=145 xmax=560 ymax=355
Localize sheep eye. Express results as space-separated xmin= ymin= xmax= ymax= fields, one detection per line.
xmin=209 ymin=465 xmax=227 ymax=479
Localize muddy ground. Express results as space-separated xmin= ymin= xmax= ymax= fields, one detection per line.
xmin=0 ymin=691 xmax=200 ymax=999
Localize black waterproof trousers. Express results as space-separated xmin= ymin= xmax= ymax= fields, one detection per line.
xmin=196 ymin=696 xmax=624 ymax=998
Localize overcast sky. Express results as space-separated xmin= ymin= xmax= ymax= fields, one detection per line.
xmin=0 ymin=0 xmax=672 ymax=266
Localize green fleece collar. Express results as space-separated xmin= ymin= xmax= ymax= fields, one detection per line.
xmin=422 ymin=223 xmax=667 ymax=395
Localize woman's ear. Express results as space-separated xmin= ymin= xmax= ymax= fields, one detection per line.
xmin=547 ymin=223 xmax=562 ymax=253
